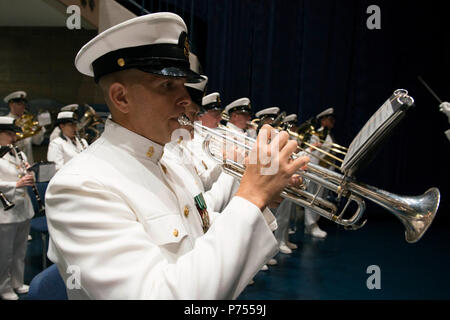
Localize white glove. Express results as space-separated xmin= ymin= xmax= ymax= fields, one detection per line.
xmin=439 ymin=102 xmax=450 ymax=123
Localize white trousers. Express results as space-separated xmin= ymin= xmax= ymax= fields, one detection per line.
xmin=0 ymin=220 xmax=31 ymax=293
xmin=304 ymin=181 xmax=325 ymax=227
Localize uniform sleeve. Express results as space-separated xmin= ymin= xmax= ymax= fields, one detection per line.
xmin=45 ymin=173 xmax=279 ymax=300
xmin=197 ymin=163 xmax=222 ymax=191
xmin=0 ymin=180 xmax=17 ymax=200
xmin=203 ymin=172 xmax=237 ymax=213
xmin=32 ymin=127 xmax=46 ymax=145
xmin=47 ymin=141 xmax=65 ymax=171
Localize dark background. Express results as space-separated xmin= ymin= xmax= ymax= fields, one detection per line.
xmin=118 ymin=0 xmax=449 ymax=221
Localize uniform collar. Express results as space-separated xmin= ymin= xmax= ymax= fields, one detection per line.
xmin=226 ymin=121 xmax=245 ymax=133
xmin=7 ymin=112 xmax=18 ymax=120
xmin=102 ymin=118 xmax=164 ymax=163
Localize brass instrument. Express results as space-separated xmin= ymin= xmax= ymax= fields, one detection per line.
xmin=78 ymin=105 xmax=104 ymax=144
xmin=15 ymin=113 xmax=43 ymax=141
xmin=10 ymin=145 xmax=45 ymax=214
xmin=179 ymin=115 xmax=440 ymax=243
xmin=1 ymin=192 xmax=15 ymax=211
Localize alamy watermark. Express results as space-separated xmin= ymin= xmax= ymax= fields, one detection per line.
xmin=366 ymin=265 xmax=381 ymax=290
xmin=66 ymin=5 xmax=81 ymax=30
xmin=366 ymin=5 xmax=381 ymax=30
xmin=66 ymin=265 xmax=81 ymax=290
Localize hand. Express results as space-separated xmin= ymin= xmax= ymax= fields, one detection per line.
xmin=439 ymin=102 xmax=450 ymax=123
xmin=268 ymin=174 xmax=304 ymax=208
xmin=16 ymin=174 xmax=34 ymax=188
xmin=308 ymin=142 xmax=322 ymax=152
xmin=236 ymin=125 xmax=310 ymax=210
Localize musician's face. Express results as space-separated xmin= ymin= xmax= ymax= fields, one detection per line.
xmin=322 ymin=116 xmax=335 ymax=129
xmin=0 ymin=130 xmax=17 ymax=146
xmin=262 ymin=117 xmax=274 ymax=125
xmin=9 ymin=101 xmax=26 ymax=117
xmin=109 ymin=70 xmax=191 ymax=145
xmin=199 ymin=110 xmax=222 ymax=129
xmin=60 ymin=122 xmax=77 ymax=139
xmin=231 ymin=111 xmax=251 ymax=130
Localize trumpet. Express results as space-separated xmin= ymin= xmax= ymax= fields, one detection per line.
xmin=1 ymin=192 xmax=15 ymax=211
xmin=179 ymin=115 xmax=440 ymax=243
xmin=9 ymin=145 xmax=45 ymax=214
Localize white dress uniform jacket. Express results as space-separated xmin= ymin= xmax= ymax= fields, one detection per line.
xmin=7 ymin=113 xmax=45 ymax=164
xmin=187 ymin=131 xmax=223 ymax=191
xmin=47 ymin=135 xmax=88 ymax=171
xmin=45 ymin=119 xmax=278 ymax=300
xmin=0 ymin=151 xmax=34 ymax=224
xmin=49 ymin=127 xmax=61 ymax=142
xmin=226 ymin=121 xmax=245 ymax=135
xmin=309 ymin=126 xmax=333 ymax=167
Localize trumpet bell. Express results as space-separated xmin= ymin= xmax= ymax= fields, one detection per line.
xmin=397 ymin=187 xmax=440 ymax=243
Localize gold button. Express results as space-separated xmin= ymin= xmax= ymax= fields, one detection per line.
xmin=177 ymin=136 xmax=183 ymax=144
xmin=117 ymin=58 xmax=125 ymax=67
xmin=146 ymin=146 xmax=154 ymax=158
xmin=184 ymin=205 xmax=189 ymax=217
xmin=173 ymin=229 xmax=179 ymax=237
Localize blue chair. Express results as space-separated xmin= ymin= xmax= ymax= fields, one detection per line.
xmin=27 ymin=182 xmax=50 ymax=269
xmin=30 ymin=216 xmax=49 ymax=269
xmin=27 ymin=264 xmax=68 ymax=300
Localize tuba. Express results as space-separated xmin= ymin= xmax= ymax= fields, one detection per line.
xmin=78 ymin=105 xmax=104 ymax=144
xmin=14 ymin=113 xmax=43 ymax=141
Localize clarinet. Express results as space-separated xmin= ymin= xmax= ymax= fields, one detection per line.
xmin=75 ymin=132 xmax=87 ymax=151
xmin=13 ymin=146 xmax=45 ymax=214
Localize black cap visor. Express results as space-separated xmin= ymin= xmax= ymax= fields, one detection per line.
xmin=0 ymin=124 xmax=22 ymax=133
xmin=92 ymin=43 xmax=202 ymax=83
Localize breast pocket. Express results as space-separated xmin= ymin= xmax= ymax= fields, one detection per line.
xmin=145 ymin=214 xmax=188 ymax=246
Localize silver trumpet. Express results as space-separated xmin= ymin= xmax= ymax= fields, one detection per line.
xmin=179 ymin=115 xmax=440 ymax=243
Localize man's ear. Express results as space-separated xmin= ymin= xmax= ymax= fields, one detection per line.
xmin=109 ymin=82 xmax=130 ymax=114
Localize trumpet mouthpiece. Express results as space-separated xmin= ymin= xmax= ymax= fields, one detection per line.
xmin=178 ymin=114 xmax=192 ymax=126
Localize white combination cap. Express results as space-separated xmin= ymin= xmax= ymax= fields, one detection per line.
xmin=202 ymin=92 xmax=222 ymax=111
xmin=185 ymin=75 xmax=208 ymax=106
xmin=0 ymin=116 xmax=22 ymax=132
xmin=255 ymin=107 xmax=280 ymax=119
xmin=4 ymin=91 xmax=27 ymax=103
xmin=61 ymin=104 xmax=79 ymax=112
xmin=75 ymin=12 xmax=201 ymax=83
xmin=316 ymin=107 xmax=334 ymax=119
xmin=224 ymin=98 xmax=251 ymax=116
xmin=56 ymin=111 xmax=77 ymax=124
xmin=282 ymin=114 xmax=298 ymax=124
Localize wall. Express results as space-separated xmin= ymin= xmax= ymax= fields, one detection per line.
xmin=0 ymin=26 xmax=104 ymax=108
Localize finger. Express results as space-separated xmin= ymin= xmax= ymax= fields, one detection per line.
xmin=287 ymin=155 xmax=310 ymax=175
xmin=270 ymin=130 xmax=289 ymax=152
xmin=279 ymin=139 xmax=299 ymax=161
xmin=288 ymin=174 xmax=301 ymax=187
